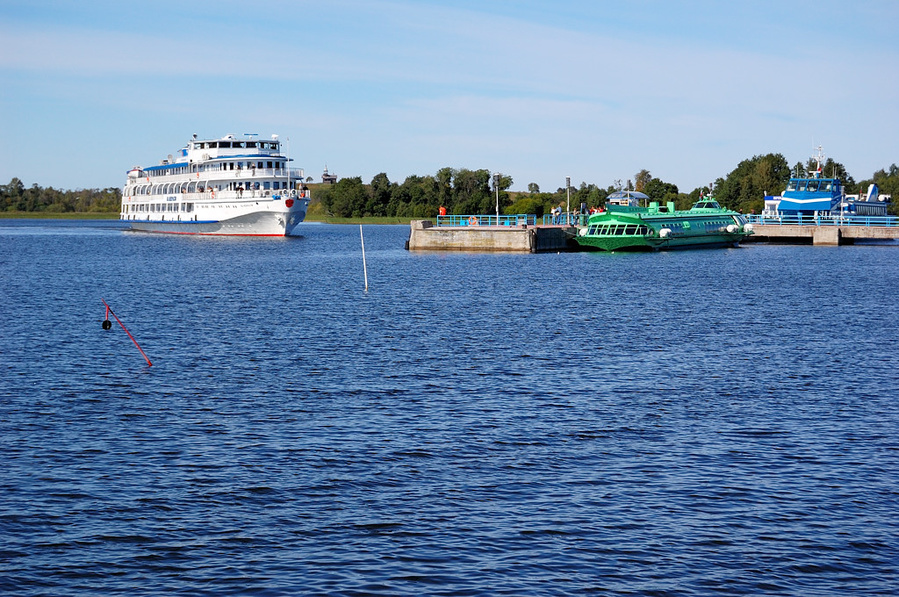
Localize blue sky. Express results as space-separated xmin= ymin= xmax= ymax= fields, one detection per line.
xmin=1 ymin=0 xmax=897 ymax=193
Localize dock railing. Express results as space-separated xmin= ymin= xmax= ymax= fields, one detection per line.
xmin=541 ymin=213 xmax=587 ymax=226
xmin=435 ymin=214 xmax=537 ymax=227
xmin=747 ymin=214 xmax=899 ymax=227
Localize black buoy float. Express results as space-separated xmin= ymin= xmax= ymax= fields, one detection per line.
xmin=102 ymin=319 xmax=112 ymax=330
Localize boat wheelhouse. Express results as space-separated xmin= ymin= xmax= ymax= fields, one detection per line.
xmin=121 ymin=133 xmax=310 ymax=236
xmin=575 ymin=194 xmax=753 ymax=252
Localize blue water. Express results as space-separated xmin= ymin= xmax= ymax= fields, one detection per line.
xmin=1 ymin=219 xmax=897 ymax=596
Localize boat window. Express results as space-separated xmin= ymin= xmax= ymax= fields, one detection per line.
xmin=786 ymin=181 xmax=798 ymax=191
xmin=822 ymin=182 xmax=832 ymax=191
xmin=806 ymin=181 xmax=819 ymax=191
xmin=247 ymin=142 xmax=258 ymax=148
xmin=624 ymin=225 xmax=638 ymax=235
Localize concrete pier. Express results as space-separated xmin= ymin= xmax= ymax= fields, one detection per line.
xmin=407 ymin=220 xmax=577 ymax=252
xmin=746 ymin=224 xmax=899 ymax=245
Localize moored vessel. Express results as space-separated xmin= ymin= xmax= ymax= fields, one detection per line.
xmin=764 ymin=146 xmax=890 ymax=217
xmin=575 ymin=191 xmax=753 ymax=251
xmin=121 ymin=134 xmax=310 ymax=236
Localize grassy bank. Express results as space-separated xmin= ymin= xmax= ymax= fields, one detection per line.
xmin=304 ymin=216 xmax=412 ymax=225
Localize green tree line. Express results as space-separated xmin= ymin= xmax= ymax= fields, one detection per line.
xmin=318 ymin=168 xmax=673 ymax=219
xmin=5 ymin=153 xmax=898 ymax=217
xmin=1 ymin=178 xmax=121 ymax=213
xmin=316 ymin=158 xmax=899 ymax=219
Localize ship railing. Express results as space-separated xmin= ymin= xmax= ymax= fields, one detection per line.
xmin=435 ymin=214 xmax=536 ymax=227
xmin=747 ymin=214 xmax=899 ymax=227
xmin=191 ymin=188 xmax=310 ymax=200
xmin=216 ymin=167 xmax=306 ymax=179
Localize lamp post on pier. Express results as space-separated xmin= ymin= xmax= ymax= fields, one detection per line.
xmin=566 ymin=176 xmax=571 ymax=225
xmin=494 ymin=172 xmax=501 ymax=225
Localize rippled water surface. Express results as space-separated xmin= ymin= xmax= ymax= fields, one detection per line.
xmin=1 ymin=220 xmax=897 ymax=596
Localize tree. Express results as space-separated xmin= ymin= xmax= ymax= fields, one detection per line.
xmin=324 ymin=176 xmax=367 ymax=218
xmin=715 ymin=153 xmax=790 ymax=213
xmin=452 ymin=168 xmax=492 ymax=214
xmin=367 ymin=173 xmax=393 ymax=217
xmin=634 ymin=169 xmax=652 ymax=193
xmin=643 ymin=178 xmax=679 ymax=204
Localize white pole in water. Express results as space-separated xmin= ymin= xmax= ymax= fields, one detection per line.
xmin=360 ymin=224 xmax=369 ymax=292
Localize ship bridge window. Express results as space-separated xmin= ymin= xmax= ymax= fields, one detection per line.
xmin=806 ymin=181 xmax=819 ymax=192
xmin=822 ymin=182 xmax=832 ymax=191
xmin=786 ymin=181 xmax=798 ymax=191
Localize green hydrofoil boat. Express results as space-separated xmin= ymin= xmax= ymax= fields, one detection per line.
xmin=575 ymin=191 xmax=754 ymax=252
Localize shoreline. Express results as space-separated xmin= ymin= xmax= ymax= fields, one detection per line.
xmin=0 ymin=212 xmax=415 ymax=225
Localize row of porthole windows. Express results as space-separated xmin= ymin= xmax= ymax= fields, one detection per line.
xmin=191 ymin=141 xmax=279 ymax=150
xmin=126 ymin=181 xmax=288 ymax=195
xmin=123 ymin=203 xmax=194 ymax=213
xmin=209 ymin=161 xmax=280 ymax=171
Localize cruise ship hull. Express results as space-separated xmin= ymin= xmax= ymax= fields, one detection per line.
xmin=128 ymin=206 xmax=308 ymax=236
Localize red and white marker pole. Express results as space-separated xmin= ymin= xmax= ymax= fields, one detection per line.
xmin=101 ymin=299 xmax=152 ymax=367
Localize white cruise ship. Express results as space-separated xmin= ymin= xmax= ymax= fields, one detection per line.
xmin=120 ymin=134 xmax=310 ymax=236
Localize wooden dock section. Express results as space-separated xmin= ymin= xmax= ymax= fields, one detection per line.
xmin=407 ymin=220 xmax=578 ymax=252
xmin=746 ymin=224 xmax=899 ymax=245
